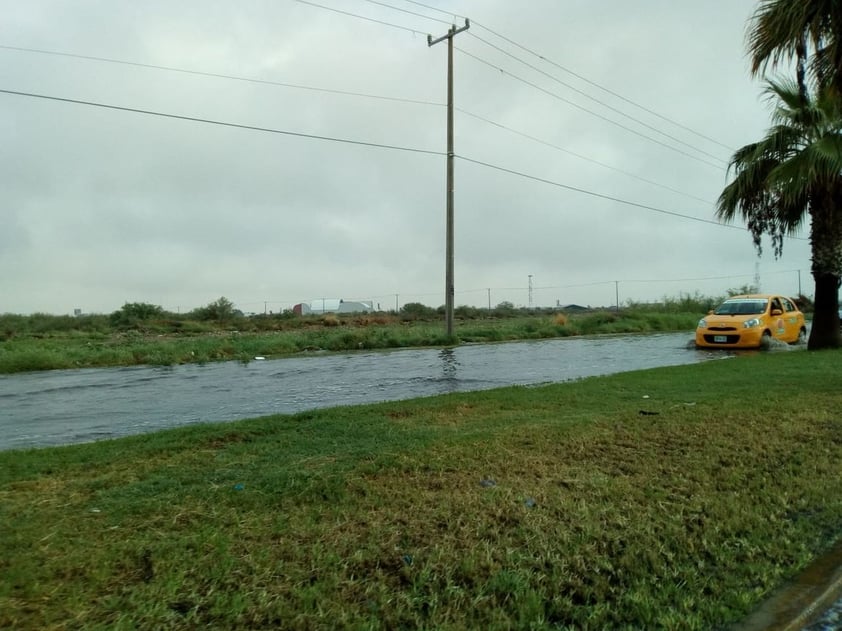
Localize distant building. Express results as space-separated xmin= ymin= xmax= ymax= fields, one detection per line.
xmin=293 ymin=299 xmax=373 ymax=315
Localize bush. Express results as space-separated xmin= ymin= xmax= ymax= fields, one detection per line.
xmin=110 ymin=302 xmax=164 ymax=327
xmin=400 ymin=302 xmax=437 ymax=320
xmin=188 ymin=297 xmax=242 ymax=322
xmin=454 ymin=305 xmax=484 ymax=319
xmin=492 ymin=301 xmax=517 ymax=317
xmin=322 ymin=314 xmax=340 ymax=327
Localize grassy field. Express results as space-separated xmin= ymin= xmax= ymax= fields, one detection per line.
xmin=0 ymin=310 xmax=700 ymax=374
xmin=2 ymin=349 xmax=841 ymax=629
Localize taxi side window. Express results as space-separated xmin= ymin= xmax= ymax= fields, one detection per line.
xmin=782 ymin=298 xmax=795 ymax=312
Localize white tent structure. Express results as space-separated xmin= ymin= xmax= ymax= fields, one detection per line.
xmin=294 ymin=299 xmax=373 ymax=315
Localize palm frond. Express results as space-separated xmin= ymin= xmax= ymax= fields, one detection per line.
xmin=748 ymin=0 xmax=810 ymax=76
xmin=720 ymin=73 xmax=842 ymax=259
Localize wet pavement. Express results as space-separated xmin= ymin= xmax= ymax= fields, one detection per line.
xmin=733 ymin=540 xmax=842 ymax=631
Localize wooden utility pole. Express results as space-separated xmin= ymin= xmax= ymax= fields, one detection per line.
xmin=428 ymin=19 xmax=469 ymax=338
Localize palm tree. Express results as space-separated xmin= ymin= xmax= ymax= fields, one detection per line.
xmin=748 ymin=0 xmax=842 ymax=95
xmin=717 ymin=79 xmax=842 ymax=349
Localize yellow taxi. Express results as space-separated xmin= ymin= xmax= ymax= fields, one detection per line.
xmin=695 ymin=294 xmax=807 ymax=349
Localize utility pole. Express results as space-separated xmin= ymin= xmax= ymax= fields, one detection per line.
xmin=428 ymin=18 xmax=469 ymax=338
xmin=528 ymin=275 xmax=533 ymax=309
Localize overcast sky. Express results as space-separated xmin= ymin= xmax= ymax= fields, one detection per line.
xmin=1 ymin=0 xmax=813 ymax=315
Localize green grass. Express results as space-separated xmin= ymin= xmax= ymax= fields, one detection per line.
xmin=0 ymin=311 xmax=700 ymax=374
xmin=2 ymin=350 xmax=841 ymax=629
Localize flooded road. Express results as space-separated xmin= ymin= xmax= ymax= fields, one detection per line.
xmin=0 ymin=332 xmax=721 ymax=451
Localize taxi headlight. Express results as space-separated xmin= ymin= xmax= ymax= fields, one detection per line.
xmin=743 ymin=318 xmax=762 ymax=328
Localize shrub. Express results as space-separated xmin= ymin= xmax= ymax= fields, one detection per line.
xmin=110 ymin=302 xmax=164 ymax=327
xmin=401 ymin=302 xmax=437 ymax=320
xmin=188 ymin=297 xmax=242 ymax=322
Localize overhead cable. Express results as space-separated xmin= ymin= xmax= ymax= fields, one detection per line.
xmin=466 ymin=32 xmax=728 ymax=164
xmin=0 ymin=88 xmax=444 ymax=156
xmin=358 ymin=0 xmax=451 ymax=25
xmin=457 ymin=108 xmax=714 ymax=206
xmin=456 ymin=153 xmax=809 ymax=240
xmin=292 ymin=0 xmax=424 ymax=34
xmin=392 ymin=0 xmax=733 ymax=152
xmin=456 ymin=48 xmax=724 ymax=170
xmin=0 ymin=44 xmax=441 ymax=107
xmin=1 ymin=43 xmax=716 ymax=204
xmin=469 ymin=19 xmax=734 ymax=153
xmin=2 ymin=87 xmax=798 ymax=238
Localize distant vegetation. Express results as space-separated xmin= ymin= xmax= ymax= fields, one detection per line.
xmin=0 ymin=292 xmax=813 ymax=374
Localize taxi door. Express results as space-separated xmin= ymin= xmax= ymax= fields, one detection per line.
xmin=779 ymin=297 xmax=800 ymax=341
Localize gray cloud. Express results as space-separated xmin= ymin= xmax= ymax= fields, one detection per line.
xmin=0 ymin=0 xmax=811 ymax=314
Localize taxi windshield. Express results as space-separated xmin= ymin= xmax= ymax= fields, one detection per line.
xmin=713 ymin=299 xmax=767 ymax=316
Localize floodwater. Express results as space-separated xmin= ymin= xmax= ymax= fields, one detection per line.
xmin=0 ymin=332 xmax=732 ymax=451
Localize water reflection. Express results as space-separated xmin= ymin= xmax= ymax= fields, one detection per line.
xmin=439 ymin=348 xmax=459 ymax=381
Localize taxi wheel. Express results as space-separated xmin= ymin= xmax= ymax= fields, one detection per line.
xmin=760 ymin=330 xmax=772 ymax=349
xmin=797 ymin=328 xmax=807 ymax=344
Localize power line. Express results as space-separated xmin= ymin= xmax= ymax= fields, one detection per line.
xmin=391 ymin=0 xmax=733 ymax=152
xmin=469 ymin=273 xmax=763 ymax=293
xmin=350 ymin=0 xmax=728 ymax=165
xmin=469 ymin=20 xmax=734 ymax=153
xmin=465 ymin=31 xmax=728 ymax=164
xmin=22 ymin=0 xmax=731 ymax=176
xmin=456 ymin=108 xmax=713 ymax=206
xmin=364 ymin=0 xmax=729 ymax=163
xmin=456 ymin=153 xmax=806 ymax=238
xmin=455 ymin=47 xmax=724 ymax=170
xmin=292 ymin=0 xmax=425 ymax=34
xmin=619 ymin=273 xmax=775 ymax=283
xmin=0 ymin=44 xmax=443 ymax=107
xmin=0 ymin=88 xmax=444 ymax=156
xmin=3 ymin=87 xmax=805 ymax=240
xmin=292 ymin=0 xmax=731 ymax=170
xmin=397 ymin=0 xmax=467 ymax=20
xmin=357 ymin=0 xmax=451 ymax=26
xmin=2 ymin=43 xmax=718 ymax=206
xmin=488 ymin=280 xmax=615 ymax=292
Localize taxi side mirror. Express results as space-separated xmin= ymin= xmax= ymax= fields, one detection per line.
xmin=771 ymin=308 xmax=783 ymax=316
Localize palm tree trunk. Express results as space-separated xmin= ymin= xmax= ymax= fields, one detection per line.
xmin=808 ymin=272 xmax=841 ymax=349
xmin=797 ymin=37 xmax=808 ymax=103
xmin=808 ymin=199 xmax=842 ymax=349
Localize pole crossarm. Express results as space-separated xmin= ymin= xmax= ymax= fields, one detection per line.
xmin=427 ymin=19 xmax=470 ymax=47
